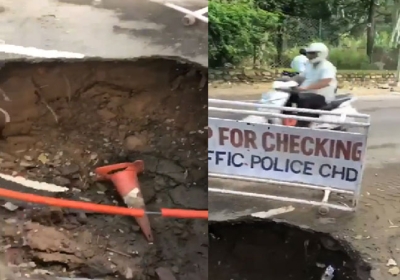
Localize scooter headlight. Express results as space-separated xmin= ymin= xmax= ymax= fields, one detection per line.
xmin=258 ymin=93 xmax=283 ymax=111
xmin=258 ymin=93 xmax=271 ymax=111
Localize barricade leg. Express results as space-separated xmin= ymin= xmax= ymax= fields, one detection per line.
xmin=319 ymin=190 xmax=331 ymax=215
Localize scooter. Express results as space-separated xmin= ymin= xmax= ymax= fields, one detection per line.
xmin=242 ymin=80 xmax=359 ymax=130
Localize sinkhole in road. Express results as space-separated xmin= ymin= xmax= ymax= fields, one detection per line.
xmin=209 ymin=219 xmax=371 ymax=280
xmin=0 ymin=57 xmax=208 ymax=279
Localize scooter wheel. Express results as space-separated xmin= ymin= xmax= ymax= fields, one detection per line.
xmin=182 ymin=15 xmax=196 ymax=26
xmin=318 ymin=206 xmax=329 ymax=215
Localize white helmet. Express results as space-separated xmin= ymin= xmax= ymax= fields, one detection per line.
xmin=306 ymin=42 xmax=329 ymax=63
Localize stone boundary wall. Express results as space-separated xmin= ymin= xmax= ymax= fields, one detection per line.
xmin=209 ymin=68 xmax=396 ymax=87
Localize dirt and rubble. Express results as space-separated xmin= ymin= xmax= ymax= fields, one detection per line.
xmin=0 ymin=57 xmax=208 ymax=280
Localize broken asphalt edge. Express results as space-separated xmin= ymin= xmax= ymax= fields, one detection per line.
xmin=0 ymin=55 xmax=208 ymax=71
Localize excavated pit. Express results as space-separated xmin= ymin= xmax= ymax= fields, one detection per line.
xmin=209 ymin=220 xmax=371 ymax=280
xmin=0 ymin=58 xmax=207 ymax=280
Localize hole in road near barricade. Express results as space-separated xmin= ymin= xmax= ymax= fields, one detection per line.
xmin=209 ymin=220 xmax=371 ymax=280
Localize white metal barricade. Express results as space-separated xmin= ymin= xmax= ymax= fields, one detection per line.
xmin=151 ymin=0 xmax=208 ymax=25
xmin=208 ymin=99 xmax=371 ymax=214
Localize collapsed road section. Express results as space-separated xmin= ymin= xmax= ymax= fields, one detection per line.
xmin=209 ymin=219 xmax=372 ymax=280
xmin=0 ymin=57 xmax=208 ymax=280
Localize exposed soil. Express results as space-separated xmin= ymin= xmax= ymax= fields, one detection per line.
xmin=0 ymin=58 xmax=208 ymax=280
xmin=209 ymin=219 xmax=372 ymax=280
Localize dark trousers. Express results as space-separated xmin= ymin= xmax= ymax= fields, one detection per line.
xmin=286 ymin=92 xmax=326 ymax=110
xmin=284 ymin=93 xmax=327 ymax=126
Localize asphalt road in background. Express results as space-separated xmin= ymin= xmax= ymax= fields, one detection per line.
xmin=0 ymin=0 xmax=207 ymax=65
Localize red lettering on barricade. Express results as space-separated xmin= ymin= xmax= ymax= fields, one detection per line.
xmin=276 ymin=133 xmax=289 ymax=152
xmin=231 ymin=128 xmax=243 ymax=147
xmin=315 ymin=138 xmax=328 ymax=158
xmin=328 ymin=139 xmax=335 ymax=158
xmin=335 ymin=140 xmax=351 ymax=160
xmin=289 ymin=135 xmax=300 ymax=154
xmin=244 ymin=130 xmax=257 ymax=149
xmin=218 ymin=127 xmax=258 ymax=149
xmin=262 ymin=132 xmax=274 ymax=151
xmin=214 ymin=125 xmax=364 ymax=162
xmin=301 ymin=137 xmax=314 ymax=156
xmin=218 ymin=127 xmax=229 ymax=145
xmin=351 ymin=142 xmax=362 ymax=161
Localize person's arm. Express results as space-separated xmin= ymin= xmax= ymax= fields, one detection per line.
xmin=298 ymin=66 xmax=334 ymax=91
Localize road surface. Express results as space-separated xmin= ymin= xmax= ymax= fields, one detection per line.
xmin=0 ymin=0 xmax=207 ymax=65
xmin=209 ymin=94 xmax=400 ymax=279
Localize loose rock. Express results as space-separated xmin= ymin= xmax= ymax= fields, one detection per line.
xmin=59 ymin=164 xmax=80 ymax=176
xmin=388 ymin=266 xmax=400 ymax=276
xmin=155 ymin=267 xmax=177 ymax=280
xmin=0 ymin=161 xmax=17 ymax=169
xmin=169 ymin=185 xmax=207 ymax=209
xmin=37 ymin=153 xmax=49 ymax=164
xmin=53 ymin=176 xmax=71 ymax=186
xmin=19 ymin=160 xmax=36 ymax=168
xmin=387 ymin=258 xmax=397 ymax=267
xmin=124 ymin=135 xmax=148 ymax=152
xmin=97 ymin=109 xmax=117 ymax=120
xmin=156 ymin=159 xmax=185 ymax=183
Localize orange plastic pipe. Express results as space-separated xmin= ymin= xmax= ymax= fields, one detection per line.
xmin=0 ymin=187 xmax=145 ymax=216
xmin=0 ymin=188 xmax=208 ymax=219
xmin=161 ymin=208 xmax=208 ymax=219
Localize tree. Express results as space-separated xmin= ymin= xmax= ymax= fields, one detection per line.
xmin=208 ymin=0 xmax=279 ymax=67
xmin=209 ymin=0 xmax=397 ymax=68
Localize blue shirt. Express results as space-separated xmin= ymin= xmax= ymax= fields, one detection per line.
xmin=290 ymin=55 xmax=308 ymax=73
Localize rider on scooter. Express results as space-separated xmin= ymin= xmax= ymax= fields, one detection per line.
xmin=282 ymin=48 xmax=308 ymax=78
xmin=285 ymin=42 xmax=337 ymax=117
xmin=290 ymin=48 xmax=308 ymax=74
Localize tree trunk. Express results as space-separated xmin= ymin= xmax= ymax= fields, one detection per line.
xmin=366 ymin=0 xmax=376 ymax=62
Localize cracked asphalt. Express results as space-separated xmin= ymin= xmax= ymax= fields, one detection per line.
xmin=0 ymin=0 xmax=207 ymax=65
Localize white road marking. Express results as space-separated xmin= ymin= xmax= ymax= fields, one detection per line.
xmin=0 ymin=173 xmax=69 ymax=193
xmin=0 ymin=108 xmax=10 ymax=123
xmin=251 ymin=206 xmax=295 ymax=219
xmin=0 ymin=44 xmax=85 ymax=59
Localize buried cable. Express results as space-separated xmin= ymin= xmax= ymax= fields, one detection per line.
xmin=0 ymin=187 xmax=208 ymax=219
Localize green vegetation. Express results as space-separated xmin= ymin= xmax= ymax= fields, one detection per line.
xmin=209 ymin=0 xmax=400 ymax=70
xmin=208 ymin=0 xmax=279 ymax=67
